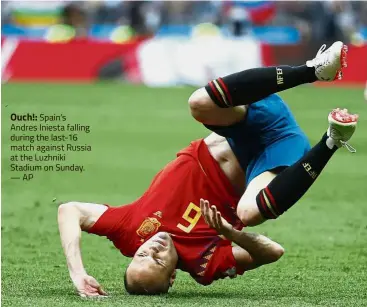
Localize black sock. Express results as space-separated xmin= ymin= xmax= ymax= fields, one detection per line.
xmin=256 ymin=133 xmax=337 ymax=219
xmin=205 ymin=65 xmax=317 ymax=108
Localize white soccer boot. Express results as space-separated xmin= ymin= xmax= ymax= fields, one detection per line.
xmin=306 ymin=41 xmax=348 ymax=81
xmin=327 ymin=108 xmax=358 ymax=153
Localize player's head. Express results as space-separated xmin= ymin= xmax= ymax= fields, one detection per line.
xmin=124 ymin=232 xmax=178 ymax=295
xmin=62 ymin=3 xmax=86 ymax=27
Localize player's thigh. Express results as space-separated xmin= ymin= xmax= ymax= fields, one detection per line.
xmin=188 ymin=87 xmax=246 ymax=126
xmin=237 ymin=171 xmax=277 ymax=226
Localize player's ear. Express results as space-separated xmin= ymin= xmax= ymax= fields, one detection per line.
xmin=169 ymin=269 xmax=177 ymax=287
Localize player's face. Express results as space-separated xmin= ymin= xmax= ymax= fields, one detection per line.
xmin=127 ymin=232 xmax=178 ymax=293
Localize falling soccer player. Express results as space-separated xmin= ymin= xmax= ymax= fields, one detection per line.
xmin=58 ymin=41 xmax=359 ymax=297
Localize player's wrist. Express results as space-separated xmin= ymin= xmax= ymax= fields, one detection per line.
xmin=221 ymin=225 xmax=236 ymax=240
xmin=69 ymin=268 xmax=87 ymax=279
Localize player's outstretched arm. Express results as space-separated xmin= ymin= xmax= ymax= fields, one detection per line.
xmin=57 ymin=202 xmax=108 ymax=297
xmin=229 ymin=232 xmax=284 ymax=270
xmin=200 ymin=199 xmax=284 ymax=270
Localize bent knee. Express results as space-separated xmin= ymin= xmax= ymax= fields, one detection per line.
xmin=58 ymin=201 xmax=80 ymax=214
xmin=188 ymin=88 xmax=212 ymax=122
xmin=237 ymin=205 xmax=265 ymax=227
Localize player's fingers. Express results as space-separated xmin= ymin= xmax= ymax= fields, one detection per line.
xmin=79 ymin=290 xmax=96 ymax=298
xmin=200 ymin=199 xmax=210 ymax=225
xmin=216 ymin=211 xmax=223 ymax=228
xmin=200 ymin=199 xmax=205 ymax=217
xmin=204 ymin=201 xmax=212 ymax=226
xmin=85 ymin=285 xmax=95 ymax=292
xmin=210 ymin=205 xmax=217 ymax=227
xmin=79 ymin=292 xmax=87 ymax=298
xmin=210 ymin=204 xmax=217 ymax=227
xmin=206 ymin=201 xmax=215 ymax=227
xmin=215 ymin=212 xmax=222 ymax=231
xmin=86 ymin=277 xmax=101 ymax=289
xmin=204 ymin=200 xmax=210 ymax=215
xmin=211 ymin=206 xmax=220 ymax=229
xmin=98 ymin=287 xmax=108 ymax=296
xmin=89 ymin=280 xmax=100 ymax=288
xmin=200 ymin=199 xmax=206 ymax=216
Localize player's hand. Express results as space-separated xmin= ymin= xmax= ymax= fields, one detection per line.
xmin=71 ymin=273 xmax=108 ymax=298
xmin=200 ymin=199 xmax=233 ymax=237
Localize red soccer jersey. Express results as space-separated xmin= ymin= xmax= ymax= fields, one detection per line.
xmin=89 ymin=139 xmax=246 ymax=285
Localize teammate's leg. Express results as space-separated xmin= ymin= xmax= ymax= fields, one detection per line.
xmin=189 ymin=41 xmax=347 ymax=126
xmin=237 ymin=108 xmax=358 ymax=226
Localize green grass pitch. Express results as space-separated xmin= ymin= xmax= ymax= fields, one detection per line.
xmin=2 ymin=83 xmax=367 ymax=307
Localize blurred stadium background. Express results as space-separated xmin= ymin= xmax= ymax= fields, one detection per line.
xmin=2 ymin=1 xmax=367 ymax=307
xmin=1 ymin=0 xmax=366 ymax=84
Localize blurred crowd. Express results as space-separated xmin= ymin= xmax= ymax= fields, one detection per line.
xmin=2 ymin=0 xmax=367 ymax=43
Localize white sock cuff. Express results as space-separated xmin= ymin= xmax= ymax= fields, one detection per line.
xmin=326 ymin=137 xmax=338 ymax=150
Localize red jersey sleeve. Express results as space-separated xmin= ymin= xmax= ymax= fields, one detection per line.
xmin=88 ymin=205 xmax=121 ymax=237
xmin=205 ymin=243 xmax=246 ymax=284
xmin=87 ymin=204 xmax=137 ymax=256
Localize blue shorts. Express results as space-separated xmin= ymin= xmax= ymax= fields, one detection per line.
xmin=205 ymin=94 xmax=311 ymax=185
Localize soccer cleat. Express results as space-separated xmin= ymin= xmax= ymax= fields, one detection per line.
xmin=327 ymin=108 xmax=358 ymax=153
xmin=306 ymin=41 xmax=348 ymax=81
